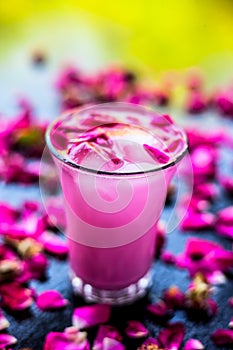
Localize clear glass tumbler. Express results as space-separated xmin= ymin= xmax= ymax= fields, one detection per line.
xmin=46 ymin=103 xmax=188 ymax=304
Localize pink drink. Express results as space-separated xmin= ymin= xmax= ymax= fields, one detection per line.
xmin=46 ymin=103 xmax=187 ymax=304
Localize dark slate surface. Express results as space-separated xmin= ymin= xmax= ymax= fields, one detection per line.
xmin=0 ymin=62 xmax=233 ymax=350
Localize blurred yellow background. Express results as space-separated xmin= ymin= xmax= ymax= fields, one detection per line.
xmin=1 ymin=0 xmax=233 ymax=82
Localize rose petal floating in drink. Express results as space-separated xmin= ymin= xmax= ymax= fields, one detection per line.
xmin=125 ymin=321 xmax=148 ymax=338
xmin=211 ymin=329 xmax=233 ymax=346
xmin=72 ymin=305 xmax=111 ymax=330
xmin=143 ymin=144 xmax=170 ymax=164
xmin=93 ymin=325 xmax=122 ymax=350
xmin=0 ymin=309 xmax=10 ymax=330
xmin=0 ymin=334 xmax=17 ymax=348
xmin=183 ymin=338 xmax=204 ymax=350
xmin=36 ymin=290 xmax=68 ymax=311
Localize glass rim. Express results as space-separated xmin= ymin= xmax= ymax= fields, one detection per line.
xmin=45 ymin=102 xmax=189 ymax=176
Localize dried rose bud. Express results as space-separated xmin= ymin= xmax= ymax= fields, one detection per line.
xmin=186 ymin=273 xmax=211 ymax=308
xmin=17 ymin=238 xmax=43 ymax=258
xmin=0 ymin=259 xmax=22 ymax=281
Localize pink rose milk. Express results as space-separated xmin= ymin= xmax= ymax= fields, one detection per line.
xmin=46 ymin=103 xmax=187 ymax=303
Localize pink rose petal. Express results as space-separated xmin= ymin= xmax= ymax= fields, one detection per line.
xmin=72 ymin=305 xmax=111 ymax=330
xmin=184 ymin=338 xmax=204 ymax=350
xmin=162 ymin=286 xmax=185 ymax=309
xmin=219 ymin=175 xmax=233 ymax=194
xmin=229 ymin=317 xmax=233 ymax=329
xmin=102 ymin=338 xmax=125 ymax=350
xmin=93 ymin=325 xmax=122 ymax=350
xmin=38 ymin=231 xmax=68 ymax=256
xmin=190 ymin=146 xmax=216 ymax=180
xmin=0 ymin=309 xmax=10 ymax=330
xmin=180 ymin=210 xmax=215 ymax=231
xmin=211 ymin=329 xmax=233 ymax=346
xmin=215 ymin=206 xmax=233 ymax=239
xmin=143 ymin=144 xmax=170 ymax=164
xmin=229 ymin=297 xmax=233 ymax=307
xmin=161 ymin=251 xmax=177 ymax=265
xmin=46 ymin=197 xmax=67 ymax=229
xmin=157 ymin=322 xmax=185 ymax=350
xmin=125 ymin=321 xmax=148 ymax=338
xmin=147 ymin=300 xmax=173 ymax=319
xmin=36 ymin=290 xmax=68 ymax=311
xmin=0 ymin=334 xmax=17 ymax=348
xmin=138 ymin=337 xmax=160 ymax=349
xmin=0 ymin=282 xmax=34 ymax=311
xmin=44 ymin=331 xmax=90 ymax=350
xmin=176 ymin=238 xmax=233 ymax=279
xmin=186 ymin=91 xmax=207 ymax=114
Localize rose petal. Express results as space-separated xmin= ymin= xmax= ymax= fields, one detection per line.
xmin=157 ymin=322 xmax=185 ymax=350
xmin=184 ymin=338 xmax=204 ymax=350
xmin=219 ymin=175 xmax=233 ymax=194
xmin=194 ymin=183 xmax=218 ymax=202
xmin=102 ymin=338 xmax=125 ymax=350
xmin=0 ymin=282 xmax=34 ymax=311
xmin=190 ymin=146 xmax=216 ymax=180
xmin=0 ymin=309 xmax=10 ymax=330
xmin=211 ymin=329 xmax=233 ymax=346
xmin=38 ymin=231 xmax=68 ymax=256
xmin=93 ymin=325 xmax=122 ymax=350
xmin=143 ymin=144 xmax=170 ymax=164
xmin=147 ymin=300 xmax=173 ymax=319
xmin=0 ymin=334 xmax=17 ymax=348
xmin=180 ymin=210 xmax=215 ymax=231
xmin=229 ymin=297 xmax=233 ymax=307
xmin=72 ymin=305 xmax=111 ymax=330
xmin=36 ymin=290 xmax=68 ymax=311
xmin=186 ymin=91 xmax=207 ymax=114
xmin=46 ymin=197 xmax=66 ymax=230
xmin=154 ymin=220 xmax=166 ymax=259
xmin=137 ymin=337 xmax=160 ymax=349
xmin=176 ymin=238 xmax=233 ymax=279
xmin=229 ymin=317 xmax=233 ymax=329
xmin=161 ymin=251 xmax=177 ymax=265
xmin=162 ymin=286 xmax=185 ymax=309
xmin=44 ymin=331 xmax=90 ymax=350
xmin=125 ymin=321 xmax=148 ymax=338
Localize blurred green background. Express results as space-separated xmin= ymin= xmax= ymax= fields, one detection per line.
xmin=0 ymin=0 xmax=233 ymax=114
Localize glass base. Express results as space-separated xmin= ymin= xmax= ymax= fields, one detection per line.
xmin=70 ymin=269 xmax=151 ymax=305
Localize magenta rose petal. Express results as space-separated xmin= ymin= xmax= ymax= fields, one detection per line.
xmin=125 ymin=320 xmax=148 ymax=338
xmin=44 ymin=331 xmax=90 ymax=350
xmin=157 ymin=322 xmax=185 ymax=350
xmin=72 ymin=305 xmax=111 ymax=330
xmin=36 ymin=290 xmax=68 ymax=311
xmin=0 ymin=282 xmax=34 ymax=311
xmin=0 ymin=334 xmax=17 ymax=348
xmin=229 ymin=317 xmax=233 ymax=329
xmin=161 ymin=251 xmax=177 ymax=265
xmin=180 ymin=210 xmax=215 ymax=231
xmin=143 ymin=144 xmax=170 ymax=164
xmin=229 ymin=297 xmax=233 ymax=307
xmin=0 ymin=309 xmax=10 ymax=330
xmin=184 ymin=338 xmax=204 ymax=350
xmin=162 ymin=286 xmax=185 ymax=309
xmin=137 ymin=337 xmax=160 ymax=349
xmin=102 ymin=337 xmax=125 ymax=350
xmin=93 ymin=325 xmax=122 ymax=350
xmin=38 ymin=231 xmax=68 ymax=256
xmin=211 ymin=329 xmax=233 ymax=346
xmin=147 ymin=300 xmax=173 ymax=319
